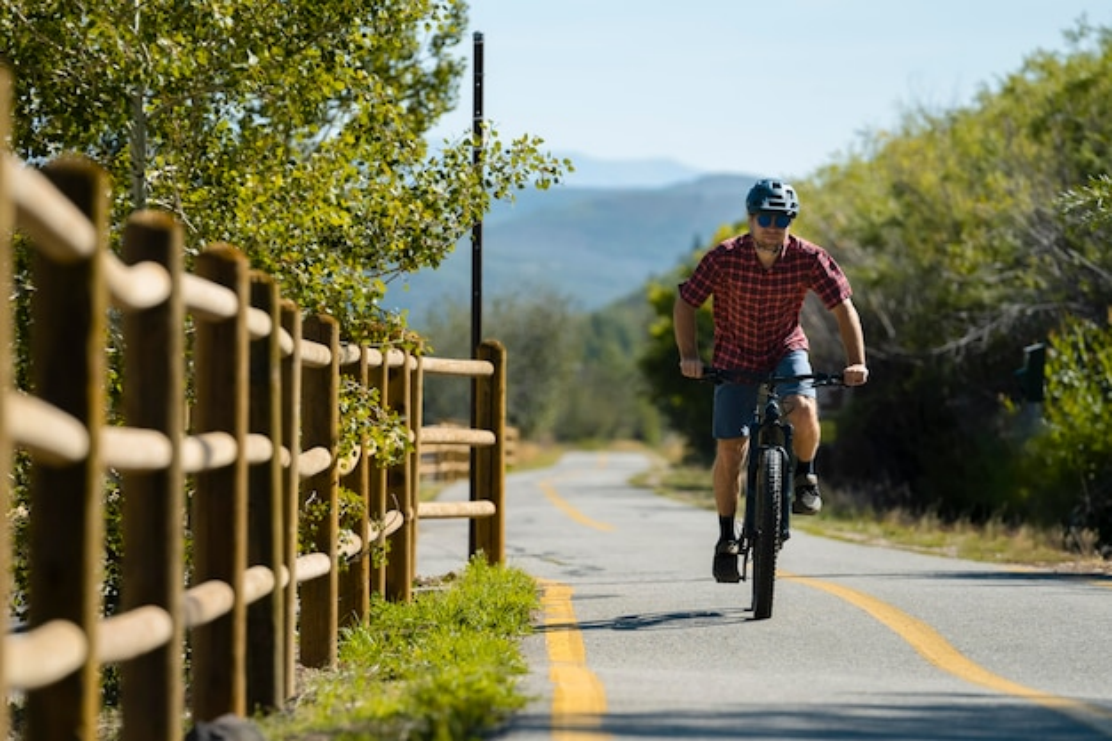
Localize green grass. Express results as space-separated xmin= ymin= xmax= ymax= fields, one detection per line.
xmin=256 ymin=556 xmax=539 ymax=741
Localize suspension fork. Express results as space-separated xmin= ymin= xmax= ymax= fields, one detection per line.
xmin=743 ymin=398 xmax=786 ymax=546
xmin=742 ymin=448 xmax=757 ymax=549
xmin=758 ymin=397 xmax=796 ymax=543
xmin=779 ymin=421 xmax=795 ymax=540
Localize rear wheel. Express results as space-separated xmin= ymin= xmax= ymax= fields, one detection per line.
xmin=751 ymin=447 xmax=783 ymax=620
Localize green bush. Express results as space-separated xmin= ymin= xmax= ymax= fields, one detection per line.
xmin=1017 ymin=315 xmax=1112 ymax=552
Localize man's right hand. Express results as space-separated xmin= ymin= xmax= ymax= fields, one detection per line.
xmin=679 ymin=357 xmax=704 ymax=379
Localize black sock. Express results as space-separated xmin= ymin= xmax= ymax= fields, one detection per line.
xmin=796 ymin=458 xmax=815 ymax=477
xmin=719 ymin=516 xmax=735 ymax=542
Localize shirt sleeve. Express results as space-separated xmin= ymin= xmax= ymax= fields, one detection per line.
xmin=678 ymin=247 xmax=719 ymax=308
xmin=811 ymin=250 xmax=853 ymax=309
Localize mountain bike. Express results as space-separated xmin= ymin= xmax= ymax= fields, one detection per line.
xmin=701 ymin=369 xmax=844 ymax=620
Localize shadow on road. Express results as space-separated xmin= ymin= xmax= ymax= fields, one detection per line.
xmin=534 ymin=607 xmax=757 ymax=634
xmin=493 ymin=697 xmax=1107 ymax=740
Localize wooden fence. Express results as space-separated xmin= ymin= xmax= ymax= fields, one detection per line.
xmin=0 ymin=68 xmax=508 ymax=740
xmin=420 ymin=423 xmax=519 ymax=481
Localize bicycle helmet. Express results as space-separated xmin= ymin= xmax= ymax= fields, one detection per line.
xmin=745 ymin=179 xmax=800 ymax=218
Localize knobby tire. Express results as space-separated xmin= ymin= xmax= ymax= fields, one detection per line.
xmin=751 ymin=447 xmax=783 ymax=620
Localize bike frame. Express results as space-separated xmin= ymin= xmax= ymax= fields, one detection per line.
xmin=735 ymin=380 xmax=797 ymax=620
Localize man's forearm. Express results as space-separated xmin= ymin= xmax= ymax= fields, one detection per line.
xmin=673 ymin=297 xmax=699 ymax=358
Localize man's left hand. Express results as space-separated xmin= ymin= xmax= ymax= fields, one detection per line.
xmin=842 ymin=364 xmax=869 ymax=386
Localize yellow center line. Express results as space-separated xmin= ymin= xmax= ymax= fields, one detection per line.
xmin=536 ymin=455 xmax=1104 ymax=732
xmin=783 ymin=571 xmax=1112 ymax=731
xmin=540 ymin=479 xmax=614 ymax=532
xmin=539 ymin=579 xmax=611 ymax=741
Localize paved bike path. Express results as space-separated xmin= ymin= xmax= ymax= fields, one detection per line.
xmin=417 ymin=450 xmax=1112 ymax=741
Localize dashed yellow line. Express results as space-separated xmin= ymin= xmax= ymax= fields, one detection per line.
xmin=540 ymin=479 xmax=614 ymax=532
xmin=534 ymin=458 xmax=1106 ymax=735
xmin=784 ymin=571 xmax=1112 ymax=731
xmin=535 ymin=472 xmax=612 ymax=737
xmin=539 ymin=579 xmax=611 ymax=741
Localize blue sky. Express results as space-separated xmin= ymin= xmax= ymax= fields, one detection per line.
xmin=429 ymin=0 xmax=1111 ymax=180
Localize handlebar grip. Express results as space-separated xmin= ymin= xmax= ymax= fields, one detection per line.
xmin=699 ymin=367 xmax=725 ymax=384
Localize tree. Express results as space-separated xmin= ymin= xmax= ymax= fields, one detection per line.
xmin=637 ymin=230 xmax=728 ymax=464
xmin=1 ymin=0 xmax=569 ymax=341
xmin=1008 ymin=176 xmax=1113 ymax=550
xmin=553 ymin=296 xmax=664 ymax=445
xmin=421 ymin=287 xmax=578 ymax=440
xmin=637 ymin=22 xmax=1111 ymax=545
xmin=786 ymin=22 xmax=1110 ymax=528
xmin=0 ymin=0 xmax=572 ymax=645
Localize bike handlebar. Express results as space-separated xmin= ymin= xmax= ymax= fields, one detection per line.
xmin=698 ymin=367 xmax=846 ymax=388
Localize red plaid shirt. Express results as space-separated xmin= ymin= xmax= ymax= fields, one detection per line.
xmin=678 ymin=233 xmax=852 ymax=373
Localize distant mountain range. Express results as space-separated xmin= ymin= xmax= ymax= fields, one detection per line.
xmin=381 ymin=157 xmax=757 ymax=322
xmin=555 ymin=151 xmax=707 ymax=189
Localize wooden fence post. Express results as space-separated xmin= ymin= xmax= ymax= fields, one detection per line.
xmin=279 ymin=301 xmax=302 ymax=699
xmin=406 ymin=349 xmax=422 ymax=577
xmin=0 ymin=66 xmax=13 ymax=740
xmin=384 ymin=350 xmax=414 ymax=602
xmin=120 ymin=211 xmax=185 ymax=741
xmin=300 ymin=314 xmax=340 ymax=667
xmin=368 ymin=349 xmax=390 ymax=597
xmin=472 ymin=340 xmax=507 ymax=564
xmin=339 ymin=346 xmax=371 ymax=626
xmin=246 ymin=271 xmax=284 ymax=711
xmin=26 ymin=158 xmax=108 ymax=741
xmin=192 ymin=244 xmax=250 ymax=720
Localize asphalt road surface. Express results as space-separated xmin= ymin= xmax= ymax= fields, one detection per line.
xmin=416 ymin=450 xmax=1112 ymax=741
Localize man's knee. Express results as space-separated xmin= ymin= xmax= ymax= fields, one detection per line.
xmin=782 ymin=395 xmax=818 ymax=420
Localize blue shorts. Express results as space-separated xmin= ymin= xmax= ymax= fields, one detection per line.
xmin=712 ymin=351 xmax=814 ymax=440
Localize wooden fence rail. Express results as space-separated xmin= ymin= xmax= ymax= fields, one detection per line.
xmin=0 ymin=67 xmax=507 ymax=740
xmin=420 ymin=423 xmax=519 ymax=481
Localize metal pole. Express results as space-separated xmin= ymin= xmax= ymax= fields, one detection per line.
xmin=469 ymin=32 xmax=485 ymax=513
xmin=470 ymin=31 xmax=484 ymax=357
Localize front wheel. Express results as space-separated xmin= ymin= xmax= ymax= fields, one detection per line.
xmin=751 ymin=447 xmax=784 ymax=620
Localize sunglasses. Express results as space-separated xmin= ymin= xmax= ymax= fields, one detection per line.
xmin=756 ymin=213 xmax=793 ymax=229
